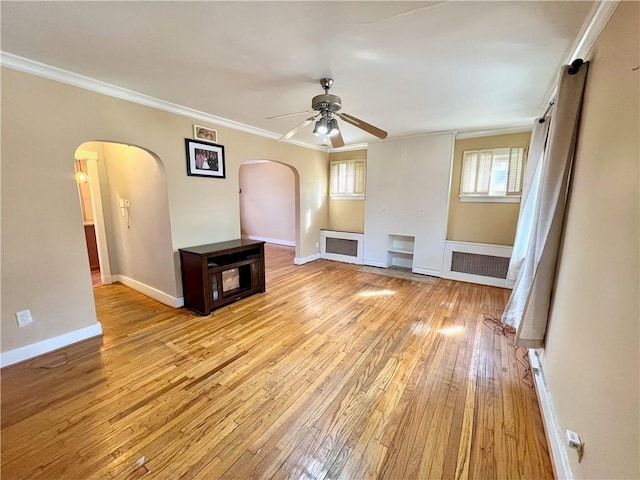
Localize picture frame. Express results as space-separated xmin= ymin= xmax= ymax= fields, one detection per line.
xmin=193 ymin=124 xmax=217 ymax=143
xmin=185 ymin=139 xmax=225 ymax=178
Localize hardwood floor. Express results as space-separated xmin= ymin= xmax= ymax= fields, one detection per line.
xmin=1 ymin=244 xmax=553 ymax=479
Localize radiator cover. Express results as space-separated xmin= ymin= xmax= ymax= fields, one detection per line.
xmin=325 ymin=237 xmax=358 ymax=257
xmin=451 ymin=251 xmax=509 ymax=279
xmin=320 ymin=230 xmax=364 ymax=265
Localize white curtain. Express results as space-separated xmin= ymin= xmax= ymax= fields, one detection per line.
xmin=502 ymin=61 xmax=589 ymax=348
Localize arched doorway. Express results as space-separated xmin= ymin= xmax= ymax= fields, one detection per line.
xmin=238 ymin=160 xmax=300 ymax=259
xmin=74 ymin=141 xmax=178 ymax=304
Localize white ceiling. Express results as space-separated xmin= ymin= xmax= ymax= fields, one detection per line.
xmin=1 ymin=1 xmax=595 ymax=148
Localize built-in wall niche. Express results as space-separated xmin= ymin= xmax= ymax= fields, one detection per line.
xmin=387 ymin=234 xmax=415 ymax=269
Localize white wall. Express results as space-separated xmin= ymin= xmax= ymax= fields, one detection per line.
xmin=364 ymin=133 xmax=454 ymax=276
xmin=540 ymin=3 xmax=639 ymax=478
xmin=239 ymin=161 xmax=296 ymax=245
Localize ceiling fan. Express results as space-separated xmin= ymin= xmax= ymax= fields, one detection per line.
xmin=270 ymin=78 xmax=388 ymax=148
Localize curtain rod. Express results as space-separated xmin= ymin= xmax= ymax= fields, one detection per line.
xmin=538 ymin=59 xmax=586 ymax=123
xmin=538 ymin=99 xmax=556 ymax=123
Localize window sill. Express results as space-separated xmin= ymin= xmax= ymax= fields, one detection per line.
xmin=459 ymin=195 xmax=521 ymax=204
xmin=330 ymin=195 xmax=366 ymax=201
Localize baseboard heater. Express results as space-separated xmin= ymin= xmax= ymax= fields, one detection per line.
xmin=442 ymin=241 xmax=513 ymax=288
xmin=320 ymin=230 xmax=364 ymax=265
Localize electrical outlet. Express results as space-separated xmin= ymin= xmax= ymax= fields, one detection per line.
xmin=566 ymin=429 xmax=584 ymax=462
xmin=124 ymin=199 xmax=130 ymax=207
xmin=16 ymin=310 xmax=33 ymax=327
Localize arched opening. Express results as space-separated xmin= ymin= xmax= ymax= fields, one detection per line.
xmin=238 ymin=160 xmax=300 ymax=261
xmin=73 ymin=141 xmax=177 ymax=305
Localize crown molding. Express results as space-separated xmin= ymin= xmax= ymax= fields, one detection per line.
xmin=377 ymin=130 xmax=458 ymax=143
xmin=0 ymin=51 xmax=329 ymax=152
xmin=329 ymin=142 xmax=369 ymax=153
xmin=456 ymin=124 xmax=532 ymax=140
xmin=567 ymin=1 xmax=619 ymax=63
xmin=538 ymin=0 xmax=620 ymax=117
xmin=285 ymin=137 xmax=329 ymax=152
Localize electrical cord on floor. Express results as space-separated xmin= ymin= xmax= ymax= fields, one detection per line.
xmin=482 ymin=313 xmax=534 ymax=389
xmin=27 ymin=351 xmax=69 ymax=369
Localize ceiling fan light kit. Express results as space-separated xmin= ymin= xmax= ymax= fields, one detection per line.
xmin=327 ymin=118 xmax=339 ymax=137
xmin=276 ymin=78 xmax=388 ymax=148
xmin=314 ymin=116 xmax=330 ymax=136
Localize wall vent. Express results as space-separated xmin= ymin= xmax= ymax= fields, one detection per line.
xmin=451 ymin=251 xmax=509 ymax=279
xmin=320 ymin=230 xmax=364 ymax=265
xmin=326 ymin=237 xmax=358 ymax=257
xmin=442 ymin=241 xmax=513 ymax=288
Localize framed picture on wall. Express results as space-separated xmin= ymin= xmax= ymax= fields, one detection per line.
xmin=185 ymin=139 xmax=225 ymax=178
xmin=193 ymin=124 xmax=217 ymax=143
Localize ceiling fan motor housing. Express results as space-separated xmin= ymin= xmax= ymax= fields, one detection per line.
xmin=312 ymin=94 xmax=342 ymax=113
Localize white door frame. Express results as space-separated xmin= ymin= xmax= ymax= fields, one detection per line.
xmin=77 ymin=149 xmax=112 ymax=284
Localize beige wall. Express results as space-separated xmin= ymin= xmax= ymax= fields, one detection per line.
xmin=239 ymin=161 xmax=296 ymax=243
xmin=1 ymin=68 xmax=328 ymax=353
xmin=93 ymin=142 xmax=176 ymax=296
xmin=327 ymin=149 xmax=366 ymax=233
xmin=542 ymin=3 xmax=639 ymax=478
xmin=447 ymin=132 xmax=531 ymax=245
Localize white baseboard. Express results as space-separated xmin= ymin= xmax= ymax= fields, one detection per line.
xmin=411 ymin=266 xmax=441 ymax=277
xmin=243 ymin=235 xmax=295 ymax=247
xmin=443 ymin=270 xmax=509 ymax=288
xmin=0 ymin=322 xmax=103 ymax=368
xmin=294 ymin=253 xmax=320 ymax=265
xmin=362 ymin=262 xmax=440 ymax=277
xmin=529 ymin=350 xmax=573 ymax=480
xmin=113 ymin=275 xmax=183 ymax=308
xmin=363 ymin=259 xmax=388 ymax=268
xmin=321 ymin=253 xmax=363 ymax=265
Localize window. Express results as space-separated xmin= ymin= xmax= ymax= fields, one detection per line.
xmin=460 ymin=147 xmax=526 ymax=202
xmin=330 ymin=160 xmax=366 ymax=199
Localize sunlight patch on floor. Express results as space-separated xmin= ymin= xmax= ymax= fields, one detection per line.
xmin=357 ymin=289 xmax=396 ymax=298
xmin=438 ymin=325 xmax=464 ymax=336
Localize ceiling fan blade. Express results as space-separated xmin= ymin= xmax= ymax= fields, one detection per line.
xmin=266 ymin=110 xmax=312 ymax=120
xmin=338 ymin=112 xmax=388 ymax=139
xmin=330 ymin=129 xmax=345 ymax=148
xmin=278 ymin=113 xmax=320 ymax=142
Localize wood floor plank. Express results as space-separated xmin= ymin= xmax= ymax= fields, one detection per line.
xmin=1 ymin=244 xmax=554 ymax=479
xmin=454 ymin=315 xmax=484 ymax=480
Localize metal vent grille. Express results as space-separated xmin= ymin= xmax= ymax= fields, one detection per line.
xmin=451 ymin=251 xmax=509 ymax=279
xmin=326 ymin=237 xmax=358 ymax=257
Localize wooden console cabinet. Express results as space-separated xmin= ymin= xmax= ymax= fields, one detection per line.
xmin=179 ymin=239 xmax=265 ymax=315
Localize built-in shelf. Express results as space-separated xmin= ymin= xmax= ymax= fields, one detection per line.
xmin=387 ymin=234 xmax=415 ymax=269
xmin=387 ymin=247 xmax=414 ymax=255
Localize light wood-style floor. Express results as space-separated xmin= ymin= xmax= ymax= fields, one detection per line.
xmin=1 ymin=244 xmax=553 ymax=479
